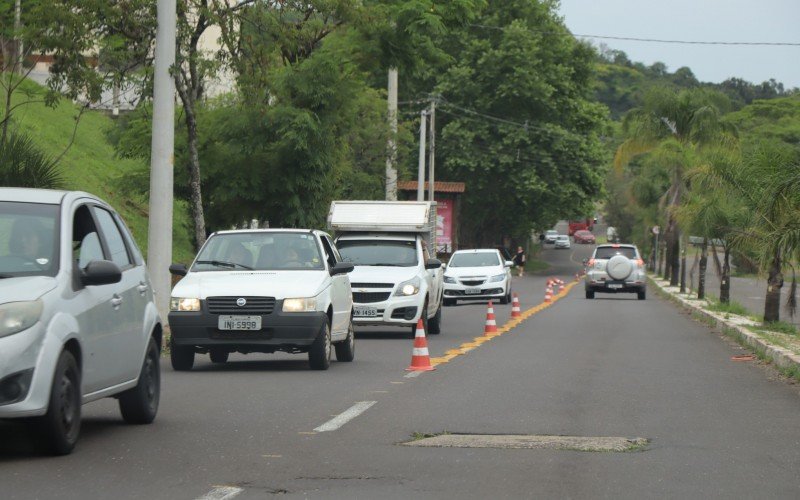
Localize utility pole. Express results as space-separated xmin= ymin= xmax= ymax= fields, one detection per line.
xmin=385 ymin=68 xmax=398 ymax=201
xmin=14 ymin=0 xmax=22 ymax=75
xmin=427 ymin=97 xmax=436 ymax=202
xmin=147 ymin=0 xmax=177 ymax=323
xmin=416 ymin=110 xmax=427 ymax=201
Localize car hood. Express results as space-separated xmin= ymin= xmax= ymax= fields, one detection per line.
xmin=444 ymin=266 xmax=505 ymax=279
xmin=172 ymin=271 xmax=330 ymax=300
xmin=347 ymin=265 xmax=419 ymax=286
xmin=0 ymin=276 xmax=58 ymax=304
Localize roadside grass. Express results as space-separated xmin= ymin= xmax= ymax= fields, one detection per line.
xmin=8 ymin=77 xmax=196 ymax=262
xmin=525 ymin=259 xmax=550 ymax=274
xmin=755 ymin=321 xmax=798 ymax=336
xmin=705 ymin=296 xmax=751 ymax=317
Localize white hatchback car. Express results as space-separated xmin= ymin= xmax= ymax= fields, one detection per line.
xmin=555 ymin=235 xmax=571 ymax=249
xmin=442 ymin=249 xmax=513 ymax=305
xmin=0 ymin=189 xmax=163 ymax=455
xmin=169 ymin=229 xmax=354 ymax=370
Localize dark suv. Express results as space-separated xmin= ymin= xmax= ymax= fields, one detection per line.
xmin=584 ymin=244 xmax=646 ymax=300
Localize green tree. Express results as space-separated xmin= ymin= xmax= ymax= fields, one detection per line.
xmin=615 ymin=87 xmax=734 ymax=286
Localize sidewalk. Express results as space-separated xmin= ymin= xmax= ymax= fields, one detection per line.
xmin=650 ymin=275 xmax=800 ymax=380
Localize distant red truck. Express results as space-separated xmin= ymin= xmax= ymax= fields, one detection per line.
xmin=568 ymin=219 xmax=594 ymax=236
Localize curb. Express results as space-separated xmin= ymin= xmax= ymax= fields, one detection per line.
xmin=648 ymin=275 xmax=800 ymax=379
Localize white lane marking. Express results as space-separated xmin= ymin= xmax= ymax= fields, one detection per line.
xmin=404 ymin=370 xmax=424 ymax=378
xmin=314 ymin=401 xmax=377 ymax=432
xmin=196 ymin=486 xmax=244 ymax=500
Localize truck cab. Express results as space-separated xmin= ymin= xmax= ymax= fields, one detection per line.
xmin=329 ymin=201 xmax=444 ymax=335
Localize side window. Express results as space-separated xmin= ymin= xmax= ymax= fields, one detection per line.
xmin=318 ymin=236 xmax=337 ymax=268
xmin=92 ymin=207 xmax=132 ymax=268
xmin=73 ymin=205 xmax=104 ymax=269
xmin=114 ymin=213 xmax=143 ymax=265
xmin=324 ymin=236 xmax=341 ymax=263
xmin=421 ymin=240 xmax=431 ymax=262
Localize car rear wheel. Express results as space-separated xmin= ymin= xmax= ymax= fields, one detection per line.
xmin=38 ymin=350 xmax=81 ymax=455
xmin=170 ymin=339 xmax=194 ymax=371
xmin=585 ymin=290 xmax=595 ymax=299
xmin=637 ymin=290 xmax=646 ymax=300
xmin=428 ymin=302 xmax=442 ymax=335
xmin=209 ymin=349 xmax=229 ymax=363
xmin=119 ymin=337 xmax=160 ymax=424
xmin=335 ymin=320 xmax=355 ymax=362
xmin=308 ymin=321 xmax=331 ymax=370
xmin=443 ymin=298 xmax=456 ymax=306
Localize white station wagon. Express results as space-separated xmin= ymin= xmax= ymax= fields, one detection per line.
xmin=169 ymin=229 xmax=354 ymax=370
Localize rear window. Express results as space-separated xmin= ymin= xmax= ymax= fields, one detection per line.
xmin=449 ymin=252 xmax=500 ymax=267
xmin=594 ymin=247 xmax=637 ymax=259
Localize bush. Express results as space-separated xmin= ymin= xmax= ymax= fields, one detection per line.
xmin=0 ymin=131 xmax=62 ymax=188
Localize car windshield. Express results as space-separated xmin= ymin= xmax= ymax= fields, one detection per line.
xmin=337 ymin=240 xmax=417 ymax=267
xmin=193 ymin=232 xmax=324 ymax=271
xmin=546 ymin=230 xmax=557 ymax=235
xmin=595 ymin=247 xmax=637 ymax=259
xmin=449 ymin=252 xmax=500 ymax=267
xmin=0 ymin=201 xmax=60 ymax=278
xmin=557 ymin=236 xmax=568 ymax=241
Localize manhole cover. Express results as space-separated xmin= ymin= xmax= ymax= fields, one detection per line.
xmin=403 ymin=434 xmax=648 ymax=452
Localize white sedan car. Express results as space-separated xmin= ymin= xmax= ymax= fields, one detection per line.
xmin=544 ymin=230 xmax=558 ymax=244
xmin=442 ymin=249 xmax=513 ymax=305
xmin=555 ymin=235 xmax=571 ymax=249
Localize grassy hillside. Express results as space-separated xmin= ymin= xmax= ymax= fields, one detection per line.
xmin=7 ymin=78 xmax=195 ymax=263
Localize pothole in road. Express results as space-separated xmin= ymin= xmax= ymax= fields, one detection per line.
xmin=402 ymin=433 xmax=649 ymax=452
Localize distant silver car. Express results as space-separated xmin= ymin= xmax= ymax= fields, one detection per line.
xmin=554 ymin=235 xmax=571 ymax=249
xmin=544 ymin=230 xmax=558 ymax=244
xmin=584 ymin=244 xmax=646 ymax=300
xmin=0 ymin=189 xmax=162 ymax=454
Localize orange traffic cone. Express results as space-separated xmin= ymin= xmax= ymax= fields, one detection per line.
xmin=483 ymin=301 xmax=499 ymax=335
xmin=558 ymin=281 xmax=565 ymax=292
xmin=511 ymin=293 xmax=522 ymax=318
xmin=575 ymin=273 xmax=580 ymax=282
xmin=544 ymin=288 xmax=553 ymax=303
xmin=406 ymin=319 xmax=435 ymax=371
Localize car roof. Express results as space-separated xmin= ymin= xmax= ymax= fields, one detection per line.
xmin=556 ymin=235 xmax=568 ymax=238
xmin=212 ymin=228 xmax=324 ymax=238
xmin=452 ymin=249 xmax=499 ymax=254
xmin=546 ymin=229 xmax=558 ymax=233
xmin=0 ymin=187 xmax=72 ymax=205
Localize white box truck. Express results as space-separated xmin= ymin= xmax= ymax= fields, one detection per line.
xmin=328 ymin=201 xmax=444 ymax=335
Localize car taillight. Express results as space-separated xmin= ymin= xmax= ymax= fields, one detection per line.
xmin=636 ymin=259 xmax=644 ymax=267
xmin=587 ymin=259 xmax=595 ymax=266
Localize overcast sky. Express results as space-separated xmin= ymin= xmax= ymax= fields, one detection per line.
xmin=557 ymin=0 xmax=800 ymax=89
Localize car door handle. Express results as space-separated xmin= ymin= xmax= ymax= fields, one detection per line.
xmin=111 ymin=295 xmax=123 ymax=308
xmin=137 ymin=282 xmax=149 ymax=294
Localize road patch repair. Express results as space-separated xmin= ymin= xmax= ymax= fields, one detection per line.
xmin=403 ymin=434 xmax=649 ymax=452
xmin=428 ymin=279 xmax=578 ymax=367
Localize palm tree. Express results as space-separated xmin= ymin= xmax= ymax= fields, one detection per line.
xmin=0 ymin=130 xmax=62 ymax=188
xmin=615 ymin=88 xmax=735 ymax=286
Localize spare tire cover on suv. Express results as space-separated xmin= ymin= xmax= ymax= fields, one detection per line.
xmin=606 ymin=254 xmax=633 ymax=280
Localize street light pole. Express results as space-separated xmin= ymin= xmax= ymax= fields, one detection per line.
xmin=385 ymin=68 xmax=398 ymax=201
xmin=417 ymin=110 xmax=427 ymax=201
xmin=147 ymin=0 xmax=177 ymax=323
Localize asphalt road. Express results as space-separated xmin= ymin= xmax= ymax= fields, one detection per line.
xmin=3 ymin=241 xmax=800 ymax=499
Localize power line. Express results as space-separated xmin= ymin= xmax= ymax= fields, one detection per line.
xmin=468 ymin=23 xmax=800 ymax=47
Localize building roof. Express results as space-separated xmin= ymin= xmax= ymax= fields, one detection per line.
xmin=397 ymin=181 xmax=465 ymax=193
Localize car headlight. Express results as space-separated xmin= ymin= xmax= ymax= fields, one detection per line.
xmin=443 ymin=275 xmax=456 ymax=284
xmin=0 ymin=300 xmax=43 ymax=338
xmin=170 ymin=297 xmax=201 ymax=312
xmin=395 ymin=277 xmax=421 ymax=296
xmin=283 ymin=297 xmax=317 ymax=312
xmin=489 ymin=274 xmax=506 ymax=283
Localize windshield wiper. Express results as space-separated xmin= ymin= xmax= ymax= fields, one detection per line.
xmin=369 ymin=263 xmax=412 ymax=267
xmin=195 ymin=260 xmax=253 ymax=270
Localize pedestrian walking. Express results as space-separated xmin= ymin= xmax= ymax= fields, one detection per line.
xmin=513 ymin=246 xmax=526 ymax=277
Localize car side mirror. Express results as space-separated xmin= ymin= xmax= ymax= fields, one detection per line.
xmin=505 ymin=260 xmax=514 ymax=268
xmin=330 ymin=262 xmax=354 ymax=276
xmin=169 ymin=263 xmax=188 ymax=277
xmin=425 ymin=258 xmax=442 ymax=270
xmin=80 ymin=260 xmax=122 ymax=286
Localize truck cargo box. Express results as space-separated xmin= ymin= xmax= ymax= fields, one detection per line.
xmin=328 ymin=201 xmax=437 ymax=247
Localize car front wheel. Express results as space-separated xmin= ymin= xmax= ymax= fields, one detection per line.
xmin=119 ymin=337 xmax=161 ymax=424
xmin=309 ymin=321 xmax=332 ymax=370
xmin=585 ymin=290 xmax=595 ymax=299
xmin=334 ymin=320 xmax=355 ymax=362
xmin=38 ymin=350 xmax=81 ymax=455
